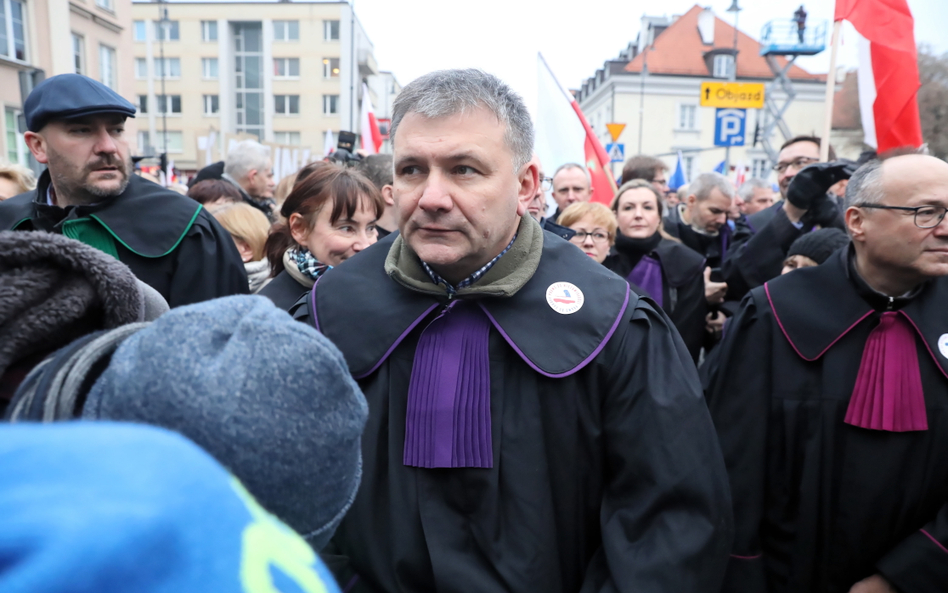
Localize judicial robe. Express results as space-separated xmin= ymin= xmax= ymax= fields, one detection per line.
xmin=706 ymin=248 xmax=948 ymax=593
xmin=292 ymin=221 xmax=733 ymax=593
xmin=603 ymin=233 xmax=707 ymax=362
xmin=0 ymin=171 xmax=248 ymax=307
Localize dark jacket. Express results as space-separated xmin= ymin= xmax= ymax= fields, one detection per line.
xmin=604 ymin=233 xmax=707 ymax=362
xmin=541 ymin=217 xmax=576 ymax=241
xmin=0 ymin=171 xmax=248 ymax=308
xmin=258 ymin=269 xmax=310 ymax=311
xmin=663 ymin=204 xmax=734 ymax=269
xmin=722 ymin=201 xmax=806 ymax=299
xmin=292 ymin=220 xmax=733 ymax=593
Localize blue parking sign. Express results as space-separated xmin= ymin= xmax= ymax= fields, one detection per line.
xmin=714 ymin=108 xmax=746 ymax=147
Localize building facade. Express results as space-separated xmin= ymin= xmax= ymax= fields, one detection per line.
xmin=0 ymin=0 xmax=135 ymax=172
xmin=576 ymin=5 xmax=829 ymax=184
xmin=131 ymin=0 xmax=393 ymax=172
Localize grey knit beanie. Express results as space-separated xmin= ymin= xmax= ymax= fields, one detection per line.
xmin=82 ymin=295 xmax=367 ymax=550
xmin=787 ymin=228 xmax=851 ymax=266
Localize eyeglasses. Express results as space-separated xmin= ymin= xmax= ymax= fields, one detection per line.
xmin=569 ymin=231 xmax=610 ymax=244
xmin=540 ymin=177 xmax=553 ymax=192
xmin=859 ymin=204 xmax=948 ymax=229
xmin=773 ymin=157 xmax=818 ymax=173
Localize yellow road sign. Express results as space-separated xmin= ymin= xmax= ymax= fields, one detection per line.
xmin=606 ymin=123 xmax=626 ymax=143
xmin=700 ymin=82 xmax=766 ymax=109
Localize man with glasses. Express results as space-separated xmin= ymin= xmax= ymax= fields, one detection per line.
xmin=621 ymin=154 xmax=670 ymax=195
xmin=722 ymin=135 xmax=850 ymax=299
xmin=525 ymin=155 xmax=575 ymax=240
xmin=706 ymin=153 xmax=948 ymax=593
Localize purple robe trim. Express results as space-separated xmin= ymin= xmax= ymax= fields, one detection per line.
xmin=404 ymin=302 xmax=493 ymax=468
xmin=844 ymin=312 xmax=928 ymax=432
xmin=627 ymin=255 xmax=664 ymax=308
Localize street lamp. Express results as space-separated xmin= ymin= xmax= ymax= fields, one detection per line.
xmin=725 ymin=0 xmax=742 ymax=175
xmin=158 ymin=4 xmax=170 ymax=184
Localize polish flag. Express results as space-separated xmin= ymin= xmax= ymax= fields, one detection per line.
xmin=360 ymin=83 xmax=383 ymax=154
xmin=835 ymin=0 xmax=923 ymax=152
xmin=734 ymin=162 xmax=747 ymax=187
xmin=536 ymin=53 xmax=616 ymax=208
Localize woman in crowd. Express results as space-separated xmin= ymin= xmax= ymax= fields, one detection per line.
xmin=187 ymin=179 xmax=243 ymax=208
xmin=604 ymin=180 xmax=706 ymax=361
xmin=556 ymin=202 xmax=615 ymax=264
xmin=209 ymin=202 xmax=273 ymax=293
xmin=259 ymin=162 xmax=384 ymax=310
xmin=0 ymin=163 xmax=36 ymax=200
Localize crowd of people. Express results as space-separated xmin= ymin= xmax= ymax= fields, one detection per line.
xmin=1 ymin=70 xmax=948 ymax=593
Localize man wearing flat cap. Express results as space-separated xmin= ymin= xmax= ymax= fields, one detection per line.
xmin=0 ymin=74 xmax=248 ymax=307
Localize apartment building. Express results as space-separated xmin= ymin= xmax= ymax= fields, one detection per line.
xmin=132 ymin=0 xmax=390 ymax=172
xmin=0 ymin=0 xmax=134 ymax=172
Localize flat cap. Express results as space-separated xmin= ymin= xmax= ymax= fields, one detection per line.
xmin=25 ymin=74 xmax=136 ymax=132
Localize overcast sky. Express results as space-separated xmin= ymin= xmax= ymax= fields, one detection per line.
xmin=351 ymin=0 xmax=947 ymax=116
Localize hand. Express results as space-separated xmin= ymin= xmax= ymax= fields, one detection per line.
xmin=787 ymin=161 xmax=857 ymax=211
xmin=704 ymin=267 xmax=728 ymax=305
xmin=848 ymin=574 xmax=897 ymax=593
xmin=801 ymin=194 xmax=845 ymax=230
xmin=706 ymin=311 xmax=725 ymax=336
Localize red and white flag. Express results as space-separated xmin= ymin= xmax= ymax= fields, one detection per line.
xmin=835 ymin=0 xmax=923 ymax=152
xmin=536 ymin=54 xmax=616 ymax=207
xmin=360 ymin=83 xmax=383 ymax=155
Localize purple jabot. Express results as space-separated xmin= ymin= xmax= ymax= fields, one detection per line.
xmin=845 ymin=312 xmax=928 ymax=432
xmin=627 ymin=255 xmax=664 ymax=308
xmin=403 ymin=302 xmax=493 ymax=468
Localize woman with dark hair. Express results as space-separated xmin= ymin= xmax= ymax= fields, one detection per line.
xmin=259 ymin=162 xmax=384 ymax=310
xmin=604 ymin=180 xmax=707 ymax=362
xmin=186 ymin=179 xmax=243 ymax=208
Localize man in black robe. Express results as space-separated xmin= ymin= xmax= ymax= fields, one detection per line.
xmin=0 ymin=74 xmax=248 ymax=307
xmin=292 ymin=69 xmax=733 ymax=592
xmin=706 ymin=153 xmax=948 ymax=593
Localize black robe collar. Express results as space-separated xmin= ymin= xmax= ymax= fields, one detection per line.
xmin=0 ymin=171 xmax=202 ymax=257
xmin=763 ymin=248 xmax=948 ymax=378
xmin=609 ymin=233 xmax=704 ymax=288
xmin=309 ymin=231 xmax=634 ymax=378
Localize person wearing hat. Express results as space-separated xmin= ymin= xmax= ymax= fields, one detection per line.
xmin=780 ymin=227 xmax=851 ymax=274
xmin=0 ymin=74 xmax=248 ymax=307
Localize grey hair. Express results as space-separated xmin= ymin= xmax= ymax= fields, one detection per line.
xmin=845 ymin=158 xmax=885 ymax=209
xmin=737 ymin=178 xmax=771 ymax=201
xmin=389 ymin=69 xmax=534 ymax=170
xmin=224 ymin=140 xmax=271 ymax=182
xmin=552 ymin=162 xmax=591 ymax=185
xmin=690 ymin=172 xmax=735 ymax=201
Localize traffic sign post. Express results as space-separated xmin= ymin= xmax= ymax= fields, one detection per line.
xmin=605 ymin=123 xmax=626 ymax=143
xmin=714 ymin=109 xmax=747 ymax=147
xmin=700 ymin=82 xmax=765 ymax=109
xmin=606 ymin=143 xmax=625 ymax=163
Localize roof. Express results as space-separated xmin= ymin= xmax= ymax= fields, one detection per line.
xmin=624 ymin=5 xmax=824 ymax=82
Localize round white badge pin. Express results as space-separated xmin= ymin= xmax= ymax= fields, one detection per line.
xmin=546 ymin=282 xmax=584 ymax=315
xmin=939 ymin=334 xmax=948 ymax=359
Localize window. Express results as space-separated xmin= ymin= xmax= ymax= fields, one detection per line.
xmin=323 ymin=94 xmax=338 ymax=115
xmin=137 ymin=95 xmax=147 ymax=113
xmin=678 ymin=104 xmax=697 ymax=130
xmin=99 ymin=45 xmax=116 ymax=89
xmin=274 ymin=94 xmax=299 ymax=115
xmin=201 ymin=20 xmax=217 ymax=42
xmin=273 ymin=58 xmax=299 ymax=78
xmin=203 ymin=95 xmax=219 ymax=115
xmin=713 ymin=54 xmax=734 ymax=79
xmin=154 ymin=20 xmax=179 ymax=41
xmin=155 ymin=57 xmax=180 ymax=78
xmin=202 ymin=57 xmax=218 ymax=79
xmin=135 ymin=57 xmax=147 ymax=79
xmin=0 ymin=0 xmax=28 ymax=62
xmin=153 ymin=95 xmax=181 ymax=114
xmin=151 ymin=131 xmax=184 ymax=154
xmin=751 ymin=158 xmax=771 ymax=181
xmin=324 ymin=20 xmax=339 ymax=41
xmin=322 ymin=57 xmax=339 ymax=78
xmin=682 ymin=155 xmax=696 ymax=182
xmin=72 ymin=34 xmax=84 ymax=75
xmin=273 ymin=20 xmax=299 ymax=41
xmin=274 ymin=131 xmax=301 ymax=145
xmin=133 ymin=20 xmax=146 ymax=42
xmin=5 ymin=107 xmax=25 ymax=164
xmin=137 ymin=130 xmax=151 ymax=153
xmin=95 ymin=0 xmax=112 ymax=11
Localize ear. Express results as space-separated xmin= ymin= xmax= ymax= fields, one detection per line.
xmin=24 ymin=131 xmax=48 ymax=164
xmin=515 ymin=160 xmax=538 ymax=217
xmin=246 ymin=169 xmax=259 ymax=185
xmin=288 ymin=212 xmax=311 ymax=245
xmin=234 ymin=238 xmax=254 ymax=263
xmin=381 ymin=184 xmax=395 ymax=207
xmin=687 ymin=194 xmax=698 ymax=208
xmin=845 ymin=206 xmax=865 ymax=243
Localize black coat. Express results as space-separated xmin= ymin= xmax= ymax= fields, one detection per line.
xmin=0 ymin=171 xmax=248 ymax=307
xmin=293 ymin=232 xmax=733 ymax=593
xmin=258 ymin=269 xmax=310 ymax=311
xmin=603 ymin=234 xmax=706 ymax=362
xmin=705 ymin=248 xmax=948 ymax=593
